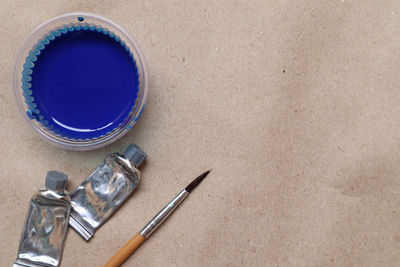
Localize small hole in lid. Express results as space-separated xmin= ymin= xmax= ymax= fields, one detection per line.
xmin=77 ymin=16 xmax=84 ymax=22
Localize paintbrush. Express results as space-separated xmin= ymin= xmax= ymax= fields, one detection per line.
xmin=104 ymin=170 xmax=211 ymax=267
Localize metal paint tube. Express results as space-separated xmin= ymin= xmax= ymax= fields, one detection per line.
xmin=69 ymin=144 xmax=146 ymax=241
xmin=14 ymin=171 xmax=70 ymax=267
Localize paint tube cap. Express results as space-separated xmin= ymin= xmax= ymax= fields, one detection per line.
xmin=45 ymin=170 xmax=68 ymax=191
xmin=123 ymin=144 xmax=147 ymax=168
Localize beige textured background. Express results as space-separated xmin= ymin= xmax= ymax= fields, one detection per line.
xmin=1 ymin=0 xmax=400 ymax=266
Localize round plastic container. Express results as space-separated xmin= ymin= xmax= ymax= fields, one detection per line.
xmin=12 ymin=13 xmax=149 ymax=150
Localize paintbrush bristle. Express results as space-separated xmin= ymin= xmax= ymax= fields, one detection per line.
xmin=185 ymin=170 xmax=211 ymax=193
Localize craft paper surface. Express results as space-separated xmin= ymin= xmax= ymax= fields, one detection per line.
xmin=1 ymin=1 xmax=400 ymax=266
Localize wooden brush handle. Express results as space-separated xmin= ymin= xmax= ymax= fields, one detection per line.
xmin=104 ymin=233 xmax=145 ymax=267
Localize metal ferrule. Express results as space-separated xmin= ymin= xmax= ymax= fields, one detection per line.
xmin=140 ymin=189 xmax=189 ymax=238
xmin=69 ymin=153 xmax=141 ymax=241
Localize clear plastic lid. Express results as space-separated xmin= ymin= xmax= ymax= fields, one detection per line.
xmin=12 ymin=13 xmax=149 ymax=150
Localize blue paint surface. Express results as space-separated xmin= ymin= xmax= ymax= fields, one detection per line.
xmin=29 ymin=28 xmax=139 ymax=139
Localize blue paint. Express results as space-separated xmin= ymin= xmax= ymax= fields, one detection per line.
xmin=23 ymin=24 xmax=139 ymax=139
xmin=77 ymin=16 xmax=84 ymax=22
